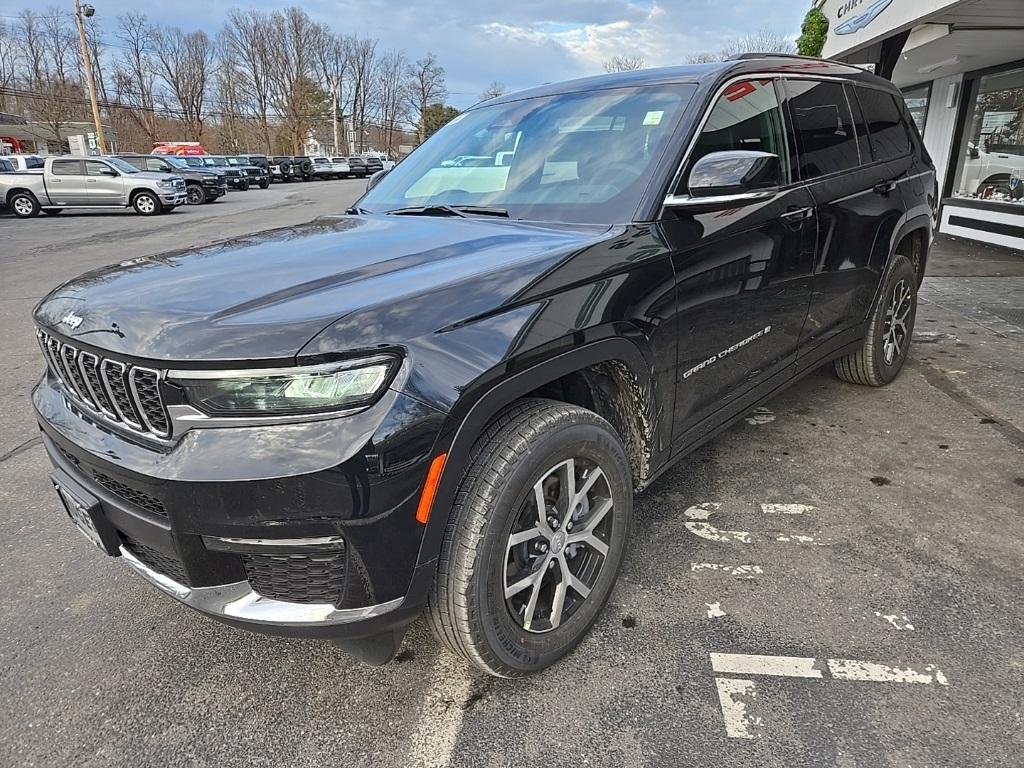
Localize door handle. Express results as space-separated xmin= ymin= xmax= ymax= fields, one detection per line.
xmin=86 ymin=179 xmax=97 ymax=183
xmin=780 ymin=206 xmax=814 ymax=222
xmin=873 ymin=179 xmax=898 ymax=195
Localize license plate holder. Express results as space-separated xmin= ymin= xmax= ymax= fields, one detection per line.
xmin=51 ymin=470 xmax=120 ymax=556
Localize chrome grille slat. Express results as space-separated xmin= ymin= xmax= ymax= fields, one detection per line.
xmin=37 ymin=329 xmax=170 ymax=440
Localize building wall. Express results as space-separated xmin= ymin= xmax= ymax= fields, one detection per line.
xmin=920 ymin=73 xmax=964 ymax=194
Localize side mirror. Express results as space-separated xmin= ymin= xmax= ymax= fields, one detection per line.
xmin=100 ymin=168 xmax=119 ymax=177
xmin=666 ymin=150 xmax=781 ymax=211
xmin=966 ymin=142 xmax=980 ymax=159
xmin=366 ymin=168 xmax=389 ymax=192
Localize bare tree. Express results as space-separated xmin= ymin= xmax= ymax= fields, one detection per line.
xmin=113 ymin=14 xmax=158 ymax=146
xmin=480 ymin=81 xmax=506 ymax=101
xmin=153 ymin=26 xmax=216 ymax=140
xmin=0 ymin=20 xmax=18 ymax=112
xmin=312 ymin=30 xmax=351 ymax=154
xmin=376 ymin=49 xmax=408 ymax=153
xmin=688 ymin=28 xmax=796 ymax=63
xmin=347 ymin=36 xmax=378 ymax=153
xmin=266 ymin=8 xmax=326 ymax=154
xmin=223 ymin=9 xmax=276 ymax=153
xmin=406 ymin=53 xmax=446 ymax=143
xmin=603 ymin=55 xmax=646 ymax=73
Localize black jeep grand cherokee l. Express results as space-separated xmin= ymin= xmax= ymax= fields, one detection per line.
xmin=33 ymin=56 xmax=934 ymax=677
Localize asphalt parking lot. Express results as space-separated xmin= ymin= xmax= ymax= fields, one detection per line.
xmin=2 ymin=183 xmax=1022 ymax=767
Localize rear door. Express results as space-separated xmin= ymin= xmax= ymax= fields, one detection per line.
xmin=781 ymin=78 xmax=906 ymax=351
xmin=47 ymin=158 xmax=88 ymax=204
xmin=667 ymin=77 xmax=816 ymax=443
xmin=85 ymin=160 xmax=126 ymax=206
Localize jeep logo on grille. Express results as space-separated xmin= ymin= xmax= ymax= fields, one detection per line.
xmin=60 ymin=312 xmax=83 ymax=330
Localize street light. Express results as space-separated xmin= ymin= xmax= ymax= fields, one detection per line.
xmin=74 ymin=0 xmax=107 ymax=154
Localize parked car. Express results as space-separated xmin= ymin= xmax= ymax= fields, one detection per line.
xmin=227 ymin=155 xmax=271 ymax=189
xmin=30 ymin=56 xmax=934 ymax=676
xmin=196 ymin=156 xmax=250 ymax=190
xmin=345 ymin=156 xmax=367 ymax=178
xmin=4 ymin=153 xmax=45 ymax=173
xmin=311 ymin=156 xmax=337 ymax=179
xmin=363 ymin=155 xmax=384 ymax=175
xmin=3 ymin=155 xmax=185 ymax=217
xmin=364 ymin=152 xmax=395 ymax=171
xmin=960 ymin=141 xmax=1024 ymax=201
xmin=269 ymin=156 xmax=304 ymax=182
xmin=329 ymin=156 xmax=353 ymax=177
xmin=117 ymin=153 xmax=227 ymax=205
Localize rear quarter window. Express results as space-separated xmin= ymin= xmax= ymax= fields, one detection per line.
xmin=856 ymin=86 xmax=912 ymax=161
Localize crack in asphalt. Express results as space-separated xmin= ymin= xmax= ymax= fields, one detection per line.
xmin=912 ymin=360 xmax=1024 ymax=451
xmin=0 ymin=436 xmax=42 ymax=464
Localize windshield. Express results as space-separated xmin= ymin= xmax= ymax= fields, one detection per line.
xmin=105 ymin=157 xmax=140 ymax=174
xmin=359 ymin=84 xmax=694 ymax=223
xmin=331 ymin=157 xmax=347 ymax=163
xmin=227 ymin=157 xmax=245 ymax=166
xmin=203 ymin=156 xmax=227 ymax=166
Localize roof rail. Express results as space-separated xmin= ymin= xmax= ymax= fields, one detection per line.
xmin=726 ymin=52 xmax=829 ymax=62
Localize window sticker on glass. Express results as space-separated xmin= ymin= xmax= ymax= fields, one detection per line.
xmin=643 ymin=110 xmax=665 ymax=126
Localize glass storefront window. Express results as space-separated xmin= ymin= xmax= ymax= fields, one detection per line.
xmin=901 ymin=83 xmax=930 ymax=135
xmin=952 ymin=65 xmax=1024 ymax=205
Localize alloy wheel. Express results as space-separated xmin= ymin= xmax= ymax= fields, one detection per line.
xmin=504 ymin=458 xmax=614 ymax=633
xmin=13 ymin=197 xmax=34 ymax=216
xmin=187 ymin=187 xmax=204 ymax=205
xmin=882 ymin=278 xmax=912 ymax=365
xmin=136 ymin=195 xmax=156 ymax=214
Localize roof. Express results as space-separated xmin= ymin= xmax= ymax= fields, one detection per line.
xmin=478 ymin=55 xmax=894 ymax=108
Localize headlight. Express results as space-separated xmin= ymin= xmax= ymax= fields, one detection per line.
xmin=168 ymin=356 xmax=398 ymax=416
xmin=158 ymin=179 xmax=175 ymax=187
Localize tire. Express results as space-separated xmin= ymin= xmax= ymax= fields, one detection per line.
xmin=298 ymin=159 xmax=313 ymax=175
xmin=240 ymin=179 xmax=251 ymax=191
xmin=834 ymin=254 xmax=917 ymax=387
xmin=258 ymin=180 xmax=270 ymax=190
xmin=186 ymin=185 xmax=206 ymax=206
xmin=427 ymin=399 xmax=633 ymax=677
xmin=42 ymin=208 xmax=62 ymax=216
xmin=9 ymin=191 xmax=40 ymax=218
xmin=132 ymin=191 xmax=161 ymax=216
xmin=279 ymin=161 xmax=292 ymax=177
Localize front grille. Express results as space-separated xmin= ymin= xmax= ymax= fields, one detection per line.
xmin=123 ymin=535 xmax=191 ymax=586
xmin=37 ymin=329 xmax=171 ymax=440
xmin=92 ymin=472 xmax=167 ymax=519
xmin=242 ymin=550 xmax=347 ymax=605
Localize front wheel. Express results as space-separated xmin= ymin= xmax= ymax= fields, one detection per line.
xmin=132 ymin=191 xmax=161 ymax=216
xmin=258 ymin=180 xmax=270 ymax=189
xmin=10 ymin=192 xmax=41 ymax=218
xmin=834 ymin=254 xmax=918 ymax=386
xmin=186 ymin=185 xmax=206 ymax=205
xmin=427 ymin=399 xmax=632 ymax=677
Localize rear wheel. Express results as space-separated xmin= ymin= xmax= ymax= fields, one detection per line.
xmin=427 ymin=399 xmax=632 ymax=677
xmin=258 ymin=179 xmax=270 ymax=189
xmin=834 ymin=254 xmax=917 ymax=386
xmin=132 ymin=191 xmax=161 ymax=216
xmin=10 ymin=192 xmax=40 ymax=218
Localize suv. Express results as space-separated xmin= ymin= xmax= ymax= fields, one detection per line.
xmin=228 ymin=155 xmax=271 ymax=189
xmin=118 ymin=153 xmax=226 ymax=205
xmin=31 ymin=56 xmax=934 ymax=676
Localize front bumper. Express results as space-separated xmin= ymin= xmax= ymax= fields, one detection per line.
xmin=159 ymin=190 xmax=187 ymax=205
xmin=34 ymin=374 xmax=446 ymax=639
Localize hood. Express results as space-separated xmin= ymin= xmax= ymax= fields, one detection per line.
xmin=132 ymin=171 xmax=183 ymax=182
xmin=33 ymin=214 xmax=613 ymax=363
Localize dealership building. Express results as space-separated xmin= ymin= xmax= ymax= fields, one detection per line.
xmin=817 ymin=0 xmax=1024 ymax=249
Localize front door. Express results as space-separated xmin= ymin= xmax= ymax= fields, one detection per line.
xmin=85 ymin=160 xmax=125 ymax=206
xmin=666 ymin=78 xmax=816 ymax=446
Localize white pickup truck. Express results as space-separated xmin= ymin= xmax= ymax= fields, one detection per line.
xmin=0 ymin=155 xmax=187 ymax=218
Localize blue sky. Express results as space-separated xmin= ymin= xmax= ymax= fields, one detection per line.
xmin=83 ymin=0 xmax=811 ymax=108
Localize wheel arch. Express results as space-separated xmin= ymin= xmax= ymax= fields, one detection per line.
xmin=406 ymin=336 xmax=656 ymax=605
xmin=4 ymin=187 xmax=39 ymax=205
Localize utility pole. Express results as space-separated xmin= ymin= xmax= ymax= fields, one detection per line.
xmin=74 ymin=0 xmax=107 ymax=155
xmin=331 ymin=75 xmax=340 ymax=155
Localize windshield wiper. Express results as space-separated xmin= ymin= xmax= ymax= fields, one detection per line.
xmin=386 ymin=204 xmax=509 ymax=218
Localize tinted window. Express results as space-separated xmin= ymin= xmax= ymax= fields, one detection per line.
xmin=783 ymin=79 xmax=860 ymax=179
xmin=145 ymin=158 xmax=171 ymax=172
xmin=857 ymin=87 xmax=911 ymax=161
xmin=845 ymin=84 xmax=874 ymax=163
xmin=24 ymin=156 xmax=45 ymax=169
xmin=0 ymin=158 xmax=13 ymax=172
xmin=51 ymin=159 xmax=82 ymax=176
xmin=687 ymin=79 xmax=790 ymax=188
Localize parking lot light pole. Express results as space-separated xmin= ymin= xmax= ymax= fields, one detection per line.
xmin=74 ymin=0 xmax=107 ymax=155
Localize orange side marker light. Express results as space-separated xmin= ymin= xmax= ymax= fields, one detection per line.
xmin=415 ymin=453 xmax=447 ymax=524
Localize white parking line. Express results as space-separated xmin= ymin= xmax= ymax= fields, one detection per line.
xmin=710 ymin=653 xmax=823 ymax=678
xmin=827 ymin=659 xmax=948 ymax=685
xmin=706 ymin=602 xmax=727 ymax=618
xmin=714 ymin=678 xmax=761 ymax=738
xmin=875 ymin=611 xmax=915 ymax=630
xmin=744 ymin=406 xmax=776 ymax=426
xmin=683 ymin=502 xmax=823 ymax=545
xmin=761 ymin=503 xmax=814 ymax=515
xmin=690 ymin=562 xmax=764 ymax=578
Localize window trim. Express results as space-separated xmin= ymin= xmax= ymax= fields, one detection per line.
xmin=780 ymin=76 xmax=865 ymax=182
xmin=852 ymin=84 xmax=914 ymax=165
